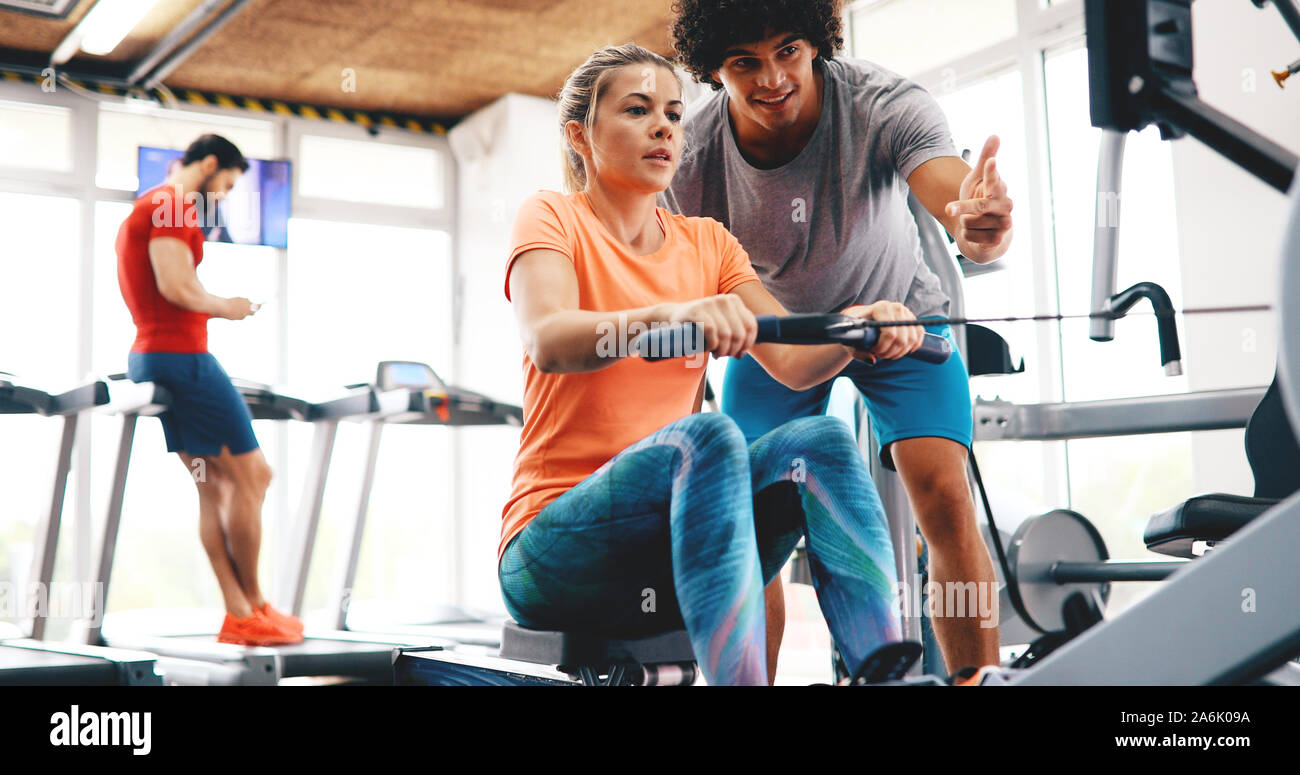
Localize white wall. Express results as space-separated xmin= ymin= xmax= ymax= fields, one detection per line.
xmin=1172 ymin=0 xmax=1300 ymax=494
xmin=450 ymin=93 xmax=563 ymax=613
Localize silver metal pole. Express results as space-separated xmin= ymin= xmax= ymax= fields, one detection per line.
xmin=860 ymin=398 xmax=921 ymax=655
xmin=1277 ymin=170 xmax=1300 ymax=461
xmin=84 ymin=414 xmax=137 ymax=646
xmin=1090 ymin=129 xmax=1127 ymax=341
xmin=28 ymin=414 xmax=78 ymax=641
xmin=329 ymin=421 xmax=384 ymax=630
xmin=283 ymin=420 xmax=338 ymax=617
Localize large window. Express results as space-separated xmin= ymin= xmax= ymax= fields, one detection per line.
xmin=935 ymin=68 xmax=1038 ymax=402
xmin=193 ymin=242 xmax=282 ymax=382
xmin=284 ymin=219 xmax=454 ymax=623
xmin=849 ymin=0 xmax=1017 ymax=78
xmin=0 ymin=190 xmax=82 ymax=627
xmin=0 ymin=100 xmax=73 ymax=173
xmin=0 ymin=192 xmax=81 ymax=383
xmin=96 ymin=104 xmax=275 ymax=192
xmin=297 ymin=134 xmax=443 ymax=209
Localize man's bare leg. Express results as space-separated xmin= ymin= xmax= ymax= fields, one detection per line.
xmin=180 ymin=452 xmax=252 ymax=617
xmin=212 ymin=446 xmax=274 ymax=611
xmin=890 ymin=437 xmax=1000 ymax=673
xmin=764 ymin=576 xmax=784 ymax=685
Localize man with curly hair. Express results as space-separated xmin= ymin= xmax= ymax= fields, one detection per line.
xmin=662 ymin=0 xmax=1014 ymax=682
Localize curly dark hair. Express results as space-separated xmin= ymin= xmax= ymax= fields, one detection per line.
xmin=671 ymin=0 xmax=845 ymax=89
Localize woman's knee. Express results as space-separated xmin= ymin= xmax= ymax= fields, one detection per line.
xmin=677 ymin=410 xmax=743 ymax=438
xmin=757 ymin=416 xmax=860 ymax=466
xmin=670 ymin=412 xmax=748 ymax=459
xmin=789 ymin=415 xmax=856 ymax=444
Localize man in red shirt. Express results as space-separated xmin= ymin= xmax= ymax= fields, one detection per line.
xmin=117 ymin=133 xmax=302 ymax=645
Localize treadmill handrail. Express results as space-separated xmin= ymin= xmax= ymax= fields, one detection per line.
xmin=308 ymin=387 xmax=383 ymax=421
xmin=46 ymin=381 xmax=110 ymax=415
xmin=237 ymin=385 xmax=313 ymax=422
xmin=100 ymin=379 xmax=172 ymax=416
xmin=0 ymin=380 xmax=53 ymax=414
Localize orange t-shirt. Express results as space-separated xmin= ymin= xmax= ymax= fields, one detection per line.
xmin=500 ymin=190 xmax=759 ymax=559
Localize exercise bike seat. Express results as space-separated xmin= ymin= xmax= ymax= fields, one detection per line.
xmin=500 ymin=620 xmax=695 ymax=674
xmin=1143 ymin=493 xmax=1278 ymax=558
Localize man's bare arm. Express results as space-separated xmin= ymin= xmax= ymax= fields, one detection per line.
xmin=907 ymin=136 xmax=1014 ymax=264
xmin=148 ymin=238 xmax=250 ymax=319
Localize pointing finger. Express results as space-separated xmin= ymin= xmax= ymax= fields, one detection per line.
xmin=971 ymin=135 xmax=1000 ymax=174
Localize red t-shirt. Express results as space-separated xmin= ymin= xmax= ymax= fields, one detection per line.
xmin=116 ymin=184 xmax=210 ymax=353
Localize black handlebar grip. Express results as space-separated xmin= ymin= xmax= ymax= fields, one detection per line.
xmin=1104 ymin=282 xmax=1182 ymax=369
xmin=854 ymin=328 xmax=954 ymax=364
xmin=632 ymin=322 xmax=705 ymax=361
xmin=912 ymin=333 xmax=954 ymax=364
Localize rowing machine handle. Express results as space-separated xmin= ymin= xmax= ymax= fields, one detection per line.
xmin=633 ymin=315 xmax=952 ymax=364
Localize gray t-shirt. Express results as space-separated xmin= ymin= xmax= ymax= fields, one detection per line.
xmin=661 ymin=56 xmax=956 ymax=318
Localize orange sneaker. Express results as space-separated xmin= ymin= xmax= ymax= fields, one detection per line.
xmin=260 ymin=603 xmax=304 ymax=636
xmin=217 ymin=610 xmax=303 ymax=646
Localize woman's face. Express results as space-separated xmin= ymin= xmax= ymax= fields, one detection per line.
xmin=569 ymin=64 xmax=684 ymax=194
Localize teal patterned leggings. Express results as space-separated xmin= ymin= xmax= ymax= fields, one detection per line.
xmin=499 ymin=413 xmax=900 ymax=685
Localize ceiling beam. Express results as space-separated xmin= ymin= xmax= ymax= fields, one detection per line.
xmin=134 ymin=0 xmax=253 ymax=89
xmin=125 ymin=0 xmax=229 ymax=86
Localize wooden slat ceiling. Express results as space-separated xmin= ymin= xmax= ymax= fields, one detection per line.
xmin=0 ymin=0 xmax=678 ymax=121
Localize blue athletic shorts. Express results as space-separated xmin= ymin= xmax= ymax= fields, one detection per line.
xmin=721 ymin=322 xmax=972 ymax=470
xmin=126 ymin=352 xmax=259 ymax=457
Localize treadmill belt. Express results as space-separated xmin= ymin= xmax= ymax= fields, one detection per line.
xmin=0 ymin=647 xmax=123 ymax=686
xmin=143 ymin=634 xmax=400 ymax=682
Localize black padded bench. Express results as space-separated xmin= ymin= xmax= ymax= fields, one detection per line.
xmin=500 ymin=621 xmax=697 ymax=686
xmin=1144 ymin=493 xmax=1278 ymax=558
xmin=1144 ymin=375 xmax=1298 ymax=559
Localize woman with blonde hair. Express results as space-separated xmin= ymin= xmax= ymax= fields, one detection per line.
xmin=500 ymin=43 xmax=924 ymax=685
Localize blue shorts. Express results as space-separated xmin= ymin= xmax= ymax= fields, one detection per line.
xmin=721 ymin=323 xmax=972 ymax=470
xmin=126 ymin=352 xmax=259 ymax=457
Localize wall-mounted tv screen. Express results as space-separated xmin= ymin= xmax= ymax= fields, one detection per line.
xmin=135 ymin=146 xmax=291 ymax=249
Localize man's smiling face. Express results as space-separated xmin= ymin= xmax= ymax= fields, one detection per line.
xmin=712 ymin=30 xmax=818 ymax=134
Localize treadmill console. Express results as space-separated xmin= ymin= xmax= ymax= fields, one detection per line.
xmin=376 ymin=361 xmax=448 ymax=393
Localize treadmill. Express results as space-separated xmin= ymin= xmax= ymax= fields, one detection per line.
xmin=87 ymin=375 xmax=447 ymax=685
xmin=299 ymin=361 xmax=523 ymax=649
xmin=0 ymin=374 xmax=163 ymax=686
